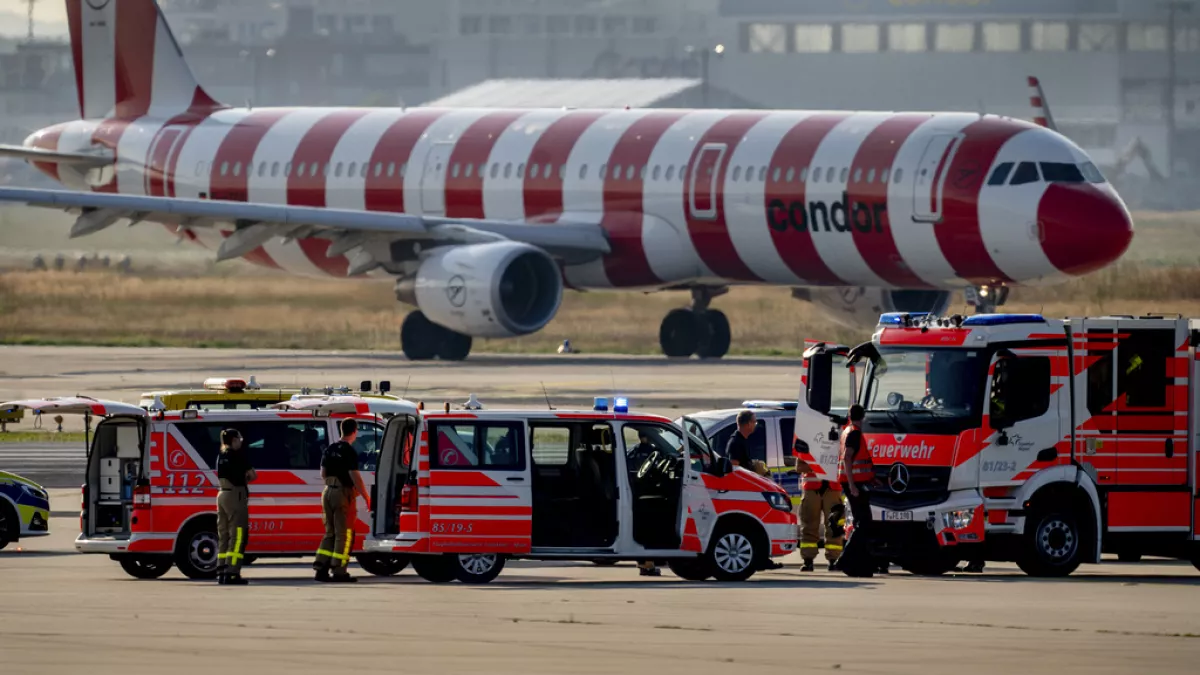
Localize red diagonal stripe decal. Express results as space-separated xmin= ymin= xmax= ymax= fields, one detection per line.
xmin=524 ymin=111 xmax=605 ymax=221
xmin=445 ymin=110 xmax=526 ymax=218
xmin=365 ymin=109 xmax=448 ymax=213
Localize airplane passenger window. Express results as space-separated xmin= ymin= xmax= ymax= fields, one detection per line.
xmin=866 ymin=168 xmax=876 ymax=183
xmin=464 ymin=163 xmax=473 ymax=178
xmin=652 ymin=165 xmax=661 ymax=180
xmin=516 ymin=163 xmax=525 ymax=179
xmin=270 ymin=162 xmax=279 ymax=177
xmin=257 ymin=162 xmax=265 ymax=177
xmin=679 ymin=164 xmax=687 ymax=180
xmin=853 ymin=168 xmax=862 ymax=183
xmin=880 ymin=167 xmax=890 ymax=183
xmin=1009 ymin=161 xmax=1040 ymax=185
xmin=785 ymin=167 xmax=795 ymax=181
xmin=399 ymin=163 xmax=407 ymax=177
xmin=664 ymin=165 xmax=674 ymax=181
xmin=579 ymin=164 xmax=588 ymax=180
xmin=1039 ymin=162 xmax=1085 ymax=183
xmin=758 ymin=166 xmax=767 ymax=181
xmin=284 ymin=162 xmax=292 ymax=177
xmin=386 ymin=163 xmax=395 ymax=177
xmin=359 ymin=163 xmax=368 ymax=178
xmin=490 ymin=163 xmax=499 ymax=179
xmin=347 ymin=162 xmax=356 ymax=177
xmin=1080 ymin=162 xmax=1105 ymax=183
xmin=800 ymin=167 xmax=808 ymax=181
xmin=504 ymin=163 xmax=512 ymax=178
xmin=219 ymin=161 xmax=228 ymax=176
xmin=373 ymin=163 xmax=382 ymax=177
xmin=732 ymin=166 xmax=742 ymax=181
xmin=772 ymin=167 xmax=781 ymax=182
xmin=232 ymin=162 xmax=241 ymax=177
xmin=839 ymin=167 xmax=849 ymax=183
xmin=559 ymin=164 xmax=566 ymax=180
xmin=638 ymin=165 xmax=645 ymax=180
xmin=987 ymin=162 xmax=1014 ymax=186
xmin=893 ymin=168 xmax=903 ymax=183
xmin=599 ymin=164 xmax=607 ymax=179
xmin=335 ymin=162 xmax=344 ymax=178
xmin=811 ymin=167 xmax=821 ymax=182
xmin=450 ymin=163 xmax=459 ymax=178
xmin=626 ymin=165 xmax=635 ymax=180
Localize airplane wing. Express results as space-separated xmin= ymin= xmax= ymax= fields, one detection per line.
xmin=0 ymin=144 xmax=113 ymax=167
xmin=0 ymin=187 xmax=610 ymax=271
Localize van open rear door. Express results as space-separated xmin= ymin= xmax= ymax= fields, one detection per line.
xmin=373 ymin=413 xmax=419 ymax=536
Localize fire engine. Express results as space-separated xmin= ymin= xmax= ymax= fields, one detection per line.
xmin=0 ymin=396 xmax=412 ymax=579
xmin=352 ymin=396 xmax=797 ymax=583
xmin=797 ymin=312 xmax=1200 ymax=576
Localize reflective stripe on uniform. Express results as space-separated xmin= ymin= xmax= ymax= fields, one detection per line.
xmin=825 ymin=544 xmax=843 ymax=551
xmin=227 ymin=527 xmax=245 ymax=565
xmin=316 ymin=549 xmax=337 ymax=558
xmin=799 ymin=542 xmax=818 ymax=549
xmin=333 ymin=528 xmax=353 ymax=562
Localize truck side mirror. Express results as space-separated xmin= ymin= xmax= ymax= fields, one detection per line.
xmin=712 ymin=456 xmax=733 ymax=477
xmin=806 ymin=352 xmax=833 ymax=415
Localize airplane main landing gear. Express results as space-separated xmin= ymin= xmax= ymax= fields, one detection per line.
xmin=401 ymin=311 xmax=473 ymax=361
xmin=658 ymin=288 xmax=731 ymax=359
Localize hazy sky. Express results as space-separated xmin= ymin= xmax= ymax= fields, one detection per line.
xmin=0 ymin=0 xmax=69 ymax=38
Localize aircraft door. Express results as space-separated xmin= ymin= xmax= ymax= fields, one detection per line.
xmin=420 ymin=142 xmax=453 ymax=215
xmin=911 ymin=134 xmax=962 ymax=223
xmin=688 ymin=143 xmax=726 ymax=220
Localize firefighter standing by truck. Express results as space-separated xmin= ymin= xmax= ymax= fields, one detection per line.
xmin=836 ymin=404 xmax=878 ymax=577
xmin=797 ymin=460 xmax=842 ymax=572
xmin=314 ymin=418 xmax=368 ymax=583
xmin=216 ymin=429 xmax=256 ymax=585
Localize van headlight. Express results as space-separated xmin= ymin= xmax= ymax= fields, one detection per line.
xmin=942 ymin=508 xmax=975 ymax=530
xmin=762 ymin=491 xmax=792 ymax=512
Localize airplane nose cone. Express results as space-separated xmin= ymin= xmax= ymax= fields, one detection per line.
xmin=1037 ymin=183 xmax=1134 ymax=276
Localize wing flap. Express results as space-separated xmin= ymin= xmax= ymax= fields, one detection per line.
xmin=0 ymin=144 xmax=113 ymax=167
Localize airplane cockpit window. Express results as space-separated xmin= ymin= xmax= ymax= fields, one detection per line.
xmin=1039 ymin=162 xmax=1086 ymax=183
xmin=1080 ymin=161 xmax=1106 ymax=183
xmin=987 ymin=162 xmax=1014 ymax=185
xmin=1009 ymin=161 xmax=1040 ymax=185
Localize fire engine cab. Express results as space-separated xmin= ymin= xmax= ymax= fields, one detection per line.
xmin=357 ymin=397 xmax=798 ymax=583
xmin=0 ymin=396 xmax=413 ymax=579
xmin=798 ymin=313 xmax=1200 ymax=577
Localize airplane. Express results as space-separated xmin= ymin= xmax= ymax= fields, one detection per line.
xmin=0 ymin=0 xmax=1134 ymax=361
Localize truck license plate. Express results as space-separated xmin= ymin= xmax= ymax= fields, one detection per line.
xmin=882 ymin=510 xmax=913 ymax=522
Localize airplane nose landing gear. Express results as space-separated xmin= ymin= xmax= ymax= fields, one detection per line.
xmin=964 ymin=284 xmax=1009 ymax=315
xmin=659 ymin=287 xmax=731 ymax=359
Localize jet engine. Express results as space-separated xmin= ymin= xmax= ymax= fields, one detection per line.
xmin=804 ymin=287 xmax=953 ymax=330
xmin=397 ymin=241 xmax=563 ymax=338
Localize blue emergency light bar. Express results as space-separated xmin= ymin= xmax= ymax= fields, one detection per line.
xmin=614 ymin=397 xmax=629 ymax=414
xmin=594 ymin=397 xmax=608 ymax=411
xmin=961 ymin=314 xmax=1046 ymax=326
xmin=878 ymin=312 xmax=929 ymax=326
xmin=742 ymin=400 xmax=798 ymax=411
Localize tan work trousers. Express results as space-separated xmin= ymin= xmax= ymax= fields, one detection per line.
xmin=799 ymin=486 xmax=843 ymax=562
xmin=217 ymin=487 xmax=249 ymax=575
xmin=314 ymin=485 xmax=355 ymax=574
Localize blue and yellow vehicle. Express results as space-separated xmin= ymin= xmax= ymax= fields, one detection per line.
xmin=0 ymin=471 xmax=50 ymax=549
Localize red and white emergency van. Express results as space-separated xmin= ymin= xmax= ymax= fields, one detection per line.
xmin=354 ymin=396 xmax=798 ymax=583
xmin=0 ymin=396 xmax=413 ymax=579
xmin=797 ymin=313 xmax=1200 ymax=576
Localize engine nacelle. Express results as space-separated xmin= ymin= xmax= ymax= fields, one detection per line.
xmin=398 ymin=242 xmax=563 ymax=338
xmin=806 ymin=287 xmax=953 ymax=330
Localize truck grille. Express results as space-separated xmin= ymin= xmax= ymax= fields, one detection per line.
xmin=867 ymin=464 xmax=951 ymax=511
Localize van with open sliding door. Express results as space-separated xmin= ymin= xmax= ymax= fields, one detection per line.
xmin=358 ymin=397 xmax=798 ymax=583
xmin=1 ymin=396 xmax=414 ymax=579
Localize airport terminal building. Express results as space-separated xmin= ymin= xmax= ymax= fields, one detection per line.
xmin=1 ymin=0 xmax=1196 ymax=202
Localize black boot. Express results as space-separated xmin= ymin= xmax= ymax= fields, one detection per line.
xmin=224 ymin=574 xmax=249 ymax=585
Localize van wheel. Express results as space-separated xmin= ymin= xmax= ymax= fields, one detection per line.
xmin=1017 ymin=506 xmax=1083 ymax=577
xmin=119 ymin=556 xmax=173 ymax=579
xmin=667 ymin=559 xmax=712 ymax=581
xmin=357 ymin=553 xmax=410 ymax=577
xmin=706 ymin=524 xmax=762 ymax=582
xmin=0 ymin=501 xmax=16 ymax=549
xmin=412 ymin=555 xmax=457 ymax=583
xmin=450 ymin=553 xmax=505 ymax=584
xmin=175 ymin=521 xmax=220 ymax=580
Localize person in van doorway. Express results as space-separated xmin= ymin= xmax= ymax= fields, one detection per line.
xmin=314 ymin=418 xmax=368 ymax=583
xmin=837 ymin=404 xmax=878 ymax=577
xmin=216 ymin=428 xmax=256 ymax=585
xmin=725 ymin=410 xmax=756 ymax=469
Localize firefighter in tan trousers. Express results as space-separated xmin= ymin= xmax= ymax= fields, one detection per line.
xmin=313 ymin=418 xmax=368 ymax=582
xmin=796 ymin=461 xmax=843 ymax=572
xmin=216 ymin=428 xmax=256 ymax=585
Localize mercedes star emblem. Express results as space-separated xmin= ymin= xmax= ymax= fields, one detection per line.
xmin=888 ymin=463 xmax=910 ymax=495
xmin=446 ymin=275 xmax=467 ymax=308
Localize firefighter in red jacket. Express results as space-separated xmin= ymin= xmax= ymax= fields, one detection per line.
xmin=796 ymin=462 xmax=842 ymax=572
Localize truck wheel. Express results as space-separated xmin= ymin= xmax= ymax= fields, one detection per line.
xmin=174 ymin=520 xmax=220 ymax=580
xmin=119 ymin=556 xmax=173 ymax=579
xmin=706 ymin=524 xmax=763 ymax=582
xmin=356 ymin=553 xmax=410 ymax=577
xmin=450 ymin=553 xmax=505 ymax=584
xmin=412 ymin=555 xmax=457 ymax=583
xmin=667 ymin=559 xmax=712 ymax=581
xmin=1017 ymin=506 xmax=1083 ymax=577
xmin=1117 ymin=551 xmax=1142 ymax=563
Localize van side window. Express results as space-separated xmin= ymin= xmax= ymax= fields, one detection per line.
xmin=352 ymin=421 xmax=384 ymax=472
xmin=990 ymin=357 xmax=1051 ymax=425
xmin=429 ymin=422 xmax=525 ymax=470
xmin=1118 ymin=329 xmax=1174 ymax=409
xmin=175 ymin=421 xmax=328 ymax=471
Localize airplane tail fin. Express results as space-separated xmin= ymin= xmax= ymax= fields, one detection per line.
xmin=1026 ymin=76 xmax=1057 ymax=132
xmin=65 ymin=0 xmax=222 ymax=119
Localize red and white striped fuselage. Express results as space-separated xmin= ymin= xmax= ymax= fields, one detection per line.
xmin=27 ymin=106 xmax=1133 ymax=290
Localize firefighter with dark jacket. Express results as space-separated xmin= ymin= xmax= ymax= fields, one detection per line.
xmin=216 ymin=428 xmax=256 ymax=585
xmin=313 ymin=418 xmax=368 ymax=582
xmin=837 ymin=404 xmax=878 ymax=577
